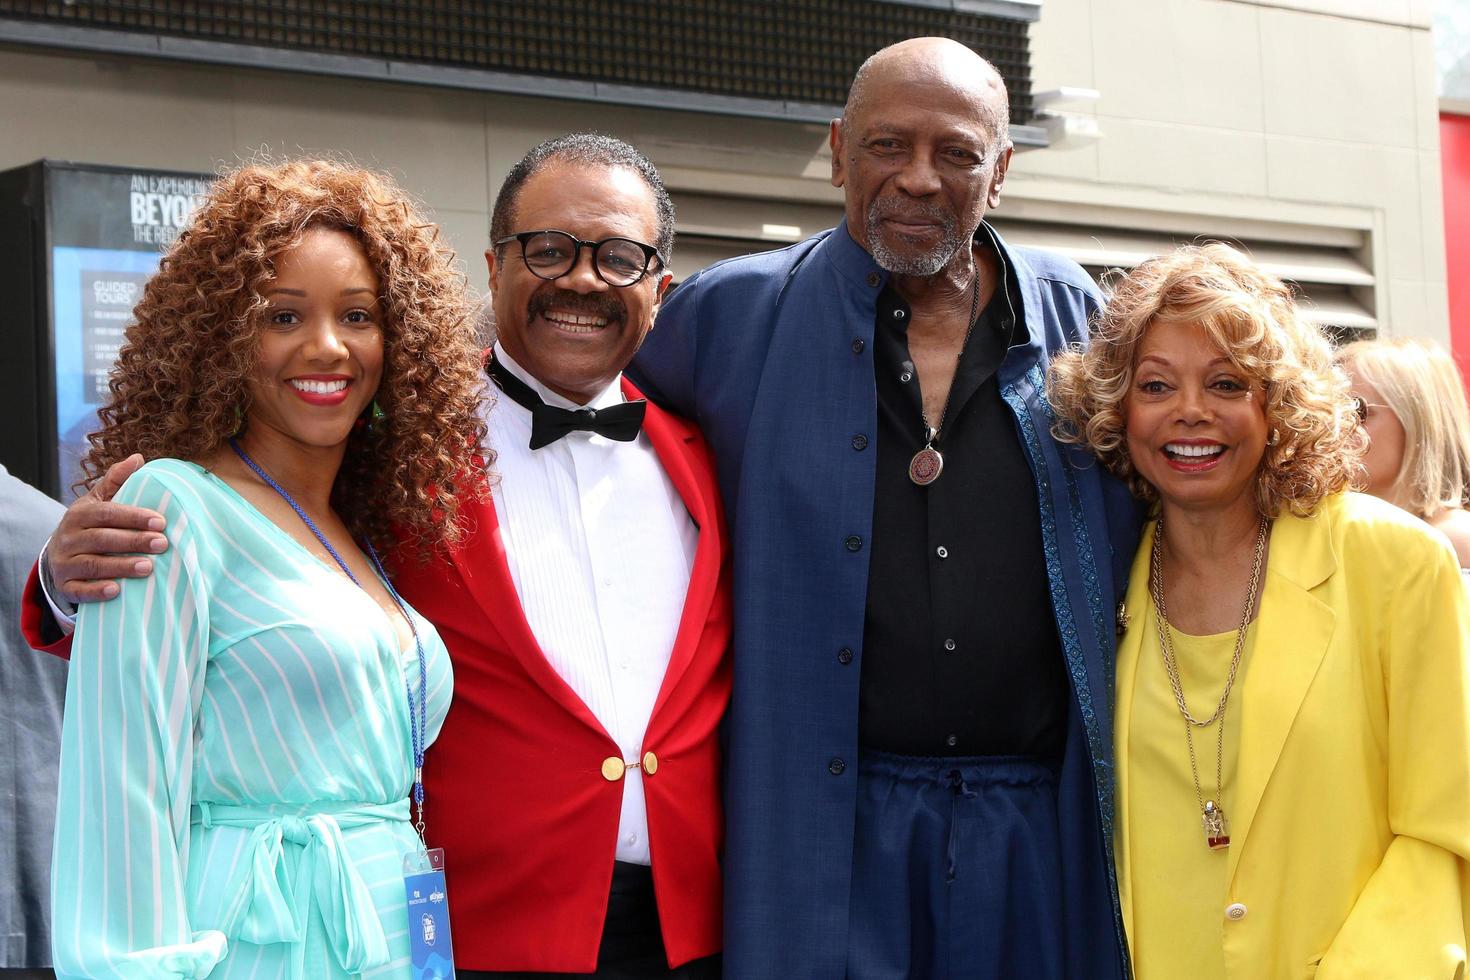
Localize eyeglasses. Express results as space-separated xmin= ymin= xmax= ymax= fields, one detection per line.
xmin=494 ymin=229 xmax=664 ymax=287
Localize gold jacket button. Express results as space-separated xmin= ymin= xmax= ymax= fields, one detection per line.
xmin=601 ymin=757 xmax=626 ymax=781
xmin=642 ymin=751 xmax=659 ymax=776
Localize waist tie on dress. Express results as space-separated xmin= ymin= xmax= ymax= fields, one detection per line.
xmin=192 ymin=798 xmax=408 ymax=978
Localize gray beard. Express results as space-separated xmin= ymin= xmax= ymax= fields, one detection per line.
xmin=865 ymin=202 xmax=967 ymax=277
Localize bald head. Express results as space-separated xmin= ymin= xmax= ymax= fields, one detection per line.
xmin=829 ymin=37 xmax=1015 ymax=278
xmin=843 ymin=37 xmax=1009 ymax=148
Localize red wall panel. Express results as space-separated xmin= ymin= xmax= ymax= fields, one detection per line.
xmin=1444 ymin=112 xmax=1470 ymax=381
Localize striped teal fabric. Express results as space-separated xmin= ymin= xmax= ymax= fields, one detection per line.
xmin=51 ymin=459 xmax=453 ymax=979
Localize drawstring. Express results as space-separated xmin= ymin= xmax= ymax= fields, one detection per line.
xmin=946 ymin=769 xmax=978 ymax=883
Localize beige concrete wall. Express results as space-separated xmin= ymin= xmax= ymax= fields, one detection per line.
xmin=1026 ymin=0 xmax=1449 ymax=341
xmin=0 ymin=45 xmax=490 ymax=284
xmin=0 ymin=0 xmax=1449 ymax=340
xmin=0 ymin=42 xmax=835 ymax=295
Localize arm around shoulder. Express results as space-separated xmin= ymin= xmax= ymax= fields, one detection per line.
xmin=21 ymin=558 xmax=74 ymax=657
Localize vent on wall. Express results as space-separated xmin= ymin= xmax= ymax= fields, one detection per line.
xmin=1024 ymin=222 xmax=1377 ymax=340
xmin=668 ymin=193 xmax=1376 ymax=339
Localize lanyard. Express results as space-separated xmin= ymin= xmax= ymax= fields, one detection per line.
xmin=229 ymin=438 xmax=429 ymax=844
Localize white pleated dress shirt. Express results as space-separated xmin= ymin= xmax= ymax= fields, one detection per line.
xmin=486 ymin=343 xmax=698 ymax=865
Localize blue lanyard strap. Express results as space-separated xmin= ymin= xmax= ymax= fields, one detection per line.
xmin=229 ymin=438 xmax=430 ymax=844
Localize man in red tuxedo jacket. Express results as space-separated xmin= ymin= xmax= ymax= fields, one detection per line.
xmin=23 ymin=135 xmax=729 ymax=977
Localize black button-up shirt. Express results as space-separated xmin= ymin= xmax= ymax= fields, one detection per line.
xmin=859 ymin=246 xmax=1069 ymax=759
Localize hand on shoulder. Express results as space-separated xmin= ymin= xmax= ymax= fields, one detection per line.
xmin=47 ymin=453 xmax=169 ymax=604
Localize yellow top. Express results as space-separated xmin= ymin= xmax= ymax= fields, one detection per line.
xmin=1114 ymin=495 xmax=1470 ymax=980
xmin=1126 ymin=601 xmax=1255 ymax=980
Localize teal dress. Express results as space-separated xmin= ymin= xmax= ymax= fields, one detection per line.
xmin=51 ymin=459 xmax=453 ymax=979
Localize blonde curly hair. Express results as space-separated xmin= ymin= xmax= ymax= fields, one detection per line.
xmin=82 ymin=159 xmax=489 ymax=560
xmin=1048 ymin=243 xmax=1360 ymax=518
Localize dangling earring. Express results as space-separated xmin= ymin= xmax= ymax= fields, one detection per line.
xmin=1267 ymin=428 xmax=1280 ymax=446
xmin=232 ymin=405 xmax=245 ymax=436
xmin=358 ymin=399 xmax=385 ymax=433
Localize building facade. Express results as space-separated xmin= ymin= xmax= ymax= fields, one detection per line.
xmin=0 ymin=0 xmax=1449 ymax=345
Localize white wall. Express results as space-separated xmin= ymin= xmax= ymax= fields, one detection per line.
xmin=0 ymin=42 xmax=837 ymax=292
xmin=1025 ymin=0 xmax=1447 ymax=339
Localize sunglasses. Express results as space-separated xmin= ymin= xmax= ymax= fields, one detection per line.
xmin=1353 ymin=397 xmax=1390 ymax=424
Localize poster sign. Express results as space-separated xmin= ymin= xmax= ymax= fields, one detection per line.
xmin=46 ymin=166 xmax=213 ymax=492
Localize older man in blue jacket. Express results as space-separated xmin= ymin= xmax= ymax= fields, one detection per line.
xmin=630 ymin=38 xmax=1138 ymax=979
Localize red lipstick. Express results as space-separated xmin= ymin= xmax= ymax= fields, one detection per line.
xmin=286 ymin=375 xmax=353 ymax=407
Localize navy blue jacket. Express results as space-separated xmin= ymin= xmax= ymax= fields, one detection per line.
xmin=630 ymin=220 xmax=1139 ymax=979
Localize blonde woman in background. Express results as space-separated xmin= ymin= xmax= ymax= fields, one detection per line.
xmin=1337 ymin=337 xmax=1470 ymax=570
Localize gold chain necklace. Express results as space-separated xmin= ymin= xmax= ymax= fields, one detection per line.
xmin=1148 ymin=515 xmax=1268 ymax=850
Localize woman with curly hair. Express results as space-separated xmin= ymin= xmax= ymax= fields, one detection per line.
xmin=1049 ymin=244 xmax=1470 ymax=980
xmin=1337 ymin=336 xmax=1470 ymax=570
xmin=49 ymin=159 xmax=486 ymax=978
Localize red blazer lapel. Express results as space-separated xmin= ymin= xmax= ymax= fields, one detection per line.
xmin=446 ymin=484 xmax=611 ymax=738
xmin=626 ymin=377 xmax=723 ymax=720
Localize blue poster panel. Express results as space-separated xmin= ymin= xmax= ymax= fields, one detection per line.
xmin=44 ymin=166 xmax=213 ymax=494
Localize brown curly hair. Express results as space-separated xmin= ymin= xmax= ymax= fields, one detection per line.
xmin=1048 ymin=243 xmax=1361 ymax=518
xmin=82 ymin=158 xmax=489 ymax=559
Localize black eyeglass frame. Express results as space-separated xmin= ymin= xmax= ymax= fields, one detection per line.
xmin=493 ymin=229 xmax=666 ymax=287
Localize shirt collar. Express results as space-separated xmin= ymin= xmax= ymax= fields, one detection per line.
xmin=824 ymin=218 xmax=890 ymax=292
xmin=491 ymin=341 xmax=627 ymax=413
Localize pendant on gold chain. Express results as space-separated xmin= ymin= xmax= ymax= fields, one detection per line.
xmin=1202 ymin=799 xmax=1230 ymax=850
xmin=1152 ymin=516 xmax=1268 ymax=850
xmin=908 ymin=444 xmax=944 ymax=485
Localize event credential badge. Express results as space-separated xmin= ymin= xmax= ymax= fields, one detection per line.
xmin=404 ymin=847 xmax=456 ymax=979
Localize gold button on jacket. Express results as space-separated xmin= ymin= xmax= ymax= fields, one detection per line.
xmin=601 ymin=752 xmax=660 ymax=781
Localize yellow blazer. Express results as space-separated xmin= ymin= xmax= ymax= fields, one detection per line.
xmin=1116 ymin=492 xmax=1470 ymax=980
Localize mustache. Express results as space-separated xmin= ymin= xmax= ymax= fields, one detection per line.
xmin=867 ymin=197 xmax=957 ymax=231
xmin=528 ymin=288 xmax=625 ymax=322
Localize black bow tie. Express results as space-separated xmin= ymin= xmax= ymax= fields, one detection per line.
xmin=487 ymin=355 xmax=646 ymax=451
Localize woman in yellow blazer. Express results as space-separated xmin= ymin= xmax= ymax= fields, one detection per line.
xmin=1050 ymin=243 xmax=1470 ymax=980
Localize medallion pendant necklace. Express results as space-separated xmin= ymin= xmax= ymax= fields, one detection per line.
xmin=1148 ymin=515 xmax=1268 ymax=850
xmin=907 ymin=265 xmax=982 ymax=486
